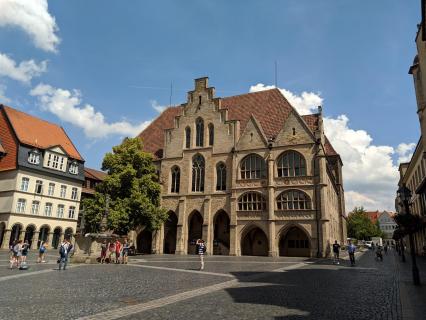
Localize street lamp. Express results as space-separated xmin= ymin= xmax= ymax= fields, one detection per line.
xmin=397 ymin=184 xmax=421 ymax=286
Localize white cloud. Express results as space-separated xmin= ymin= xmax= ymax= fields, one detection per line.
xmin=0 ymin=0 xmax=60 ymax=52
xmin=250 ymin=83 xmax=414 ymax=212
xmin=396 ymin=142 xmax=416 ymax=163
xmin=150 ymin=100 xmax=167 ymax=113
xmin=249 ymin=83 xmax=322 ymax=115
xmin=0 ymin=52 xmax=47 ymax=83
xmin=0 ymin=84 xmax=11 ymax=103
xmin=30 ymin=84 xmax=151 ymax=139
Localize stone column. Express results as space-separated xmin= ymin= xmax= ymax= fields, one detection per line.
xmin=229 ymin=225 xmax=237 ymax=256
xmin=19 ymin=230 xmax=26 ymax=241
xmin=229 ymin=148 xmax=238 ymax=256
xmin=1 ymin=230 xmax=11 ymax=249
xmin=48 ymin=232 xmax=54 ymax=248
xmin=158 ymin=224 xmax=165 ymax=254
xmin=267 ymin=155 xmax=277 ymax=257
xmin=175 ymin=197 xmax=186 ymax=255
xmin=202 ymin=196 xmax=212 ymax=254
xmin=31 ymin=231 xmax=39 ymax=250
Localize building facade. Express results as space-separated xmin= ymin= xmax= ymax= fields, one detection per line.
xmin=0 ymin=105 xmax=84 ymax=250
xmin=138 ymin=78 xmax=346 ymax=257
xmin=396 ymin=0 xmax=426 ymax=255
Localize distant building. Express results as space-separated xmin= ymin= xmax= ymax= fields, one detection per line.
xmin=137 ymin=77 xmax=346 ymax=257
xmin=377 ymin=211 xmax=397 ymax=243
xmin=365 ymin=210 xmax=380 ymax=225
xmin=0 ymin=105 xmax=84 ymax=250
xmin=397 ymin=0 xmax=426 ymax=255
xmin=77 ymin=168 xmax=106 ymax=233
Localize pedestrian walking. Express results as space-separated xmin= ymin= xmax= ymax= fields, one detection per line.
xmin=121 ymin=239 xmax=129 ymax=264
xmin=9 ymin=240 xmax=17 ymax=269
xmin=21 ymin=240 xmax=30 ymax=263
xmin=347 ymin=240 xmax=356 ymax=266
xmin=58 ymin=238 xmax=73 ymax=271
xmin=37 ymin=242 xmax=47 ymax=263
xmin=108 ymin=241 xmax=116 ymax=263
xmin=196 ymin=239 xmax=206 ymax=270
xmin=115 ymin=239 xmax=122 ymax=264
xmin=332 ymin=240 xmax=341 ymax=264
xmin=9 ymin=240 xmax=20 ymax=269
xmin=100 ymin=240 xmax=108 ymax=264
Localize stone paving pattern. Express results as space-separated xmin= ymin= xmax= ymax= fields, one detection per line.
xmin=0 ymin=249 xmax=421 ymax=320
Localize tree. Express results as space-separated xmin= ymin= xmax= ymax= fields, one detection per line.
xmin=82 ymin=137 xmax=168 ymax=235
xmin=347 ymin=207 xmax=383 ymax=240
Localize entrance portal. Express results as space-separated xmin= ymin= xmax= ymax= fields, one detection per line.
xmin=241 ymin=227 xmax=268 ymax=256
xmin=279 ymin=226 xmax=310 ymax=257
xmin=187 ymin=211 xmax=203 ymax=254
xmin=52 ymin=227 xmax=61 ymax=249
xmin=38 ymin=226 xmax=50 ymax=248
xmin=137 ymin=229 xmax=152 ymax=254
xmin=9 ymin=224 xmax=22 ymax=246
xmin=163 ymin=212 xmax=178 ymax=254
xmin=213 ymin=211 xmax=230 ymax=255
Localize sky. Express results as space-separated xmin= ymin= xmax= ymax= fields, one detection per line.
xmin=0 ymin=0 xmax=422 ymax=212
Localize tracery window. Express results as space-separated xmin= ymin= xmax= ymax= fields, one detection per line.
xmin=238 ymin=192 xmax=266 ymax=211
xmin=216 ymin=162 xmax=226 ymax=191
xmin=185 ymin=127 xmax=191 ymax=149
xmin=276 ymin=190 xmax=311 ymax=210
xmin=208 ymin=123 xmax=214 ymax=146
xmin=196 ymin=118 xmax=204 ymax=147
xmin=171 ymin=166 xmax=180 ymax=193
xmin=277 ymin=151 xmax=306 ymax=177
xmin=192 ymin=154 xmax=205 ymax=192
xmin=240 ymin=154 xmax=266 ymax=180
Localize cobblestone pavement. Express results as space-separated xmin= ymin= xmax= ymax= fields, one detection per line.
xmin=0 ymin=250 xmax=409 ymax=320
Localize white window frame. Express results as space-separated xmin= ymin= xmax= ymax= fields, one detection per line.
xmin=71 ymin=187 xmax=78 ymax=200
xmin=28 ymin=151 xmax=40 ymax=164
xmin=60 ymin=185 xmax=67 ymax=198
xmin=44 ymin=203 xmax=53 ymax=217
xmin=48 ymin=183 xmax=55 ymax=196
xmin=31 ymin=201 xmax=40 ymax=215
xmin=69 ymin=162 xmax=79 ymax=175
xmin=68 ymin=206 xmax=76 ymax=219
xmin=57 ymin=204 xmax=64 ymax=218
xmin=35 ymin=180 xmax=43 ymax=194
xmin=16 ymin=198 xmax=26 ymax=213
xmin=20 ymin=177 xmax=29 ymax=192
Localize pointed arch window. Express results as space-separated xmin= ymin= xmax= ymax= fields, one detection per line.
xmin=277 ymin=151 xmax=306 ymax=177
xmin=277 ymin=190 xmax=311 ymax=210
xmin=196 ymin=118 xmax=204 ymax=147
xmin=192 ymin=154 xmax=205 ymax=192
xmin=238 ymin=192 xmax=266 ymax=211
xmin=185 ymin=127 xmax=191 ymax=149
xmin=208 ymin=123 xmax=214 ymax=146
xmin=240 ymin=154 xmax=266 ymax=180
xmin=171 ymin=166 xmax=180 ymax=193
xmin=216 ymin=162 xmax=226 ymax=191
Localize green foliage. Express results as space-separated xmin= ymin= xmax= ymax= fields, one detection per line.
xmin=83 ymin=137 xmax=168 ymax=235
xmin=347 ymin=207 xmax=383 ymax=240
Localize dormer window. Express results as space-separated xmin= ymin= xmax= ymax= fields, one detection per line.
xmin=28 ymin=149 xmax=40 ymax=164
xmin=44 ymin=151 xmax=68 ymax=172
xmin=69 ymin=162 xmax=79 ymax=175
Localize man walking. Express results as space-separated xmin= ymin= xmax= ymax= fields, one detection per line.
xmin=347 ymin=240 xmax=356 ymax=266
xmin=195 ymin=239 xmax=206 ymax=270
xmin=332 ymin=240 xmax=341 ymax=264
xmin=58 ymin=238 xmax=73 ymax=271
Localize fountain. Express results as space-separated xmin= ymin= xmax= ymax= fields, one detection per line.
xmin=72 ymin=195 xmax=120 ymax=263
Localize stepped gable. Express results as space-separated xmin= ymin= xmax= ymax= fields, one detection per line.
xmin=137 ymin=89 xmax=339 ymax=158
xmin=2 ymin=105 xmax=83 ymax=160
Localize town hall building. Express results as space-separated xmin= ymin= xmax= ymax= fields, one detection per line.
xmin=138 ymin=77 xmax=346 ymax=257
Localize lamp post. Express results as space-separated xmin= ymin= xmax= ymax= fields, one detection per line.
xmin=397 ymin=184 xmax=421 ymax=286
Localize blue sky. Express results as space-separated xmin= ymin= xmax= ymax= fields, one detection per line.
xmin=0 ymin=0 xmax=422 ymax=211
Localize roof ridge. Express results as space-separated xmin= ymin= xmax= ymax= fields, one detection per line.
xmin=1 ymin=105 xmax=66 ymax=129
xmin=221 ymin=88 xmax=279 ymax=101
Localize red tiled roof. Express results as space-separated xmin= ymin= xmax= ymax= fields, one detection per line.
xmin=2 ymin=105 xmax=83 ymax=161
xmin=0 ymin=107 xmax=18 ymax=171
xmin=138 ymin=106 xmax=183 ymax=158
xmin=138 ymin=89 xmax=339 ymax=159
xmin=84 ymin=167 xmax=107 ymax=181
xmin=0 ymin=141 xmax=4 ymax=153
xmin=324 ymin=137 xmax=338 ymax=156
xmin=365 ymin=211 xmax=380 ymax=224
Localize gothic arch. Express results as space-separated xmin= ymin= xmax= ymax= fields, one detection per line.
xmin=187 ymin=210 xmax=203 ymax=254
xmin=278 ymin=224 xmax=311 ymax=257
xmin=240 ymin=224 xmax=269 ymax=256
xmin=213 ymin=210 xmax=230 ymax=255
xmin=163 ymin=211 xmax=178 ymax=254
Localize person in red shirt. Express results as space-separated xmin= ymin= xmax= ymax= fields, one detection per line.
xmin=115 ymin=240 xmax=122 ymax=264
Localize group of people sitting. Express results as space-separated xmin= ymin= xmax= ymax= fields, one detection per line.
xmin=99 ymin=238 xmax=131 ymax=264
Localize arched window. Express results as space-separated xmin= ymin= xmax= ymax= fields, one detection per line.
xmin=208 ymin=123 xmax=214 ymax=146
xmin=277 ymin=151 xmax=306 ymax=177
xmin=276 ymin=190 xmax=311 ymax=210
xmin=238 ymin=192 xmax=266 ymax=211
xmin=196 ymin=118 xmax=204 ymax=147
xmin=171 ymin=166 xmax=180 ymax=193
xmin=216 ymin=162 xmax=226 ymax=191
xmin=185 ymin=127 xmax=191 ymax=149
xmin=192 ymin=154 xmax=205 ymax=192
xmin=240 ymin=154 xmax=266 ymax=180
